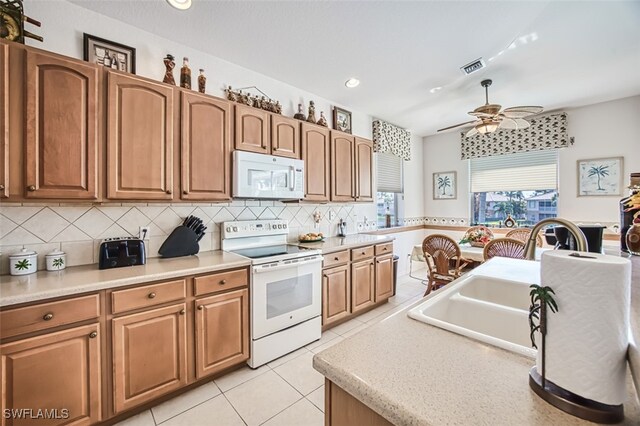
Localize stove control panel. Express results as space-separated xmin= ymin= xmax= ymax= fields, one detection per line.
xmin=222 ymin=220 xmax=289 ymax=239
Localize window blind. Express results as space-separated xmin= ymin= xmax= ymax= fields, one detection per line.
xmin=470 ymin=150 xmax=558 ymax=193
xmin=377 ymin=152 xmax=403 ymax=193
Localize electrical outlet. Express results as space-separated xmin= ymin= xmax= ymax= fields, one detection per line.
xmin=328 ymin=211 xmax=336 ymax=221
xmin=139 ymin=226 xmax=150 ymax=240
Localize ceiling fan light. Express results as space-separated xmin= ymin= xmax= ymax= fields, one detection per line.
xmin=166 ymin=0 xmax=192 ymax=10
xmin=476 ymin=121 xmax=499 ymax=134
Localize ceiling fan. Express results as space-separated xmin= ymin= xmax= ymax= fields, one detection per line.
xmin=438 ymin=79 xmax=543 ymax=137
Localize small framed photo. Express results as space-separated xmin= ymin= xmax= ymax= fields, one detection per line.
xmin=433 ymin=171 xmax=457 ymax=200
xmin=577 ymin=157 xmax=624 ymax=196
xmin=83 ymin=33 xmax=136 ymax=74
xmin=333 ymin=107 xmax=352 ymax=134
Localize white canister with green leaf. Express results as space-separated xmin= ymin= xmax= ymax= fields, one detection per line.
xmin=9 ymin=248 xmax=38 ymax=276
xmin=46 ymin=250 xmax=66 ymax=271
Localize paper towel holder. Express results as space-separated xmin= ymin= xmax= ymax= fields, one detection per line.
xmin=529 ymin=368 xmax=624 ymax=423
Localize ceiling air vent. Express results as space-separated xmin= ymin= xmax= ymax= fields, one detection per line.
xmin=461 ymin=58 xmax=485 ymax=75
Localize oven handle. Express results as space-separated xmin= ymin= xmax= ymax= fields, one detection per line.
xmin=253 ymin=255 xmax=323 ymax=273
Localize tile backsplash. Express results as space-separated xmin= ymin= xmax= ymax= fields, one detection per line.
xmin=0 ymin=201 xmax=376 ymax=273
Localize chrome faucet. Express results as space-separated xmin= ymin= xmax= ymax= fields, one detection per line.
xmin=524 ymin=218 xmax=589 ymax=260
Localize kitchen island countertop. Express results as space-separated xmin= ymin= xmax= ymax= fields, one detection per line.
xmin=0 ymin=251 xmax=251 ymax=307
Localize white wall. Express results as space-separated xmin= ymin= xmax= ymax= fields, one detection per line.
xmin=423 ymin=95 xmax=640 ymax=225
xmin=401 ymin=135 xmax=425 ymax=218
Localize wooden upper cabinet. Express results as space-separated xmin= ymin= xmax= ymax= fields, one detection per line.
xmin=107 ymin=71 xmax=174 ymax=200
xmin=112 ymin=303 xmax=187 ymax=413
xmin=322 ymin=264 xmax=351 ymax=326
xmin=330 ymin=131 xmax=356 ymax=202
xmin=351 ymin=259 xmax=375 ymax=313
xmin=355 ymin=137 xmax=374 ymax=202
xmin=301 ymin=123 xmax=330 ymax=202
xmin=181 ymin=91 xmax=231 ymax=201
xmin=234 ymin=104 xmax=269 ymax=154
xmin=1 ymin=323 xmax=102 ymax=425
xmin=271 ymin=115 xmax=300 ymax=158
xmin=375 ymin=254 xmax=394 ymax=302
xmin=195 ymin=288 xmax=249 ymax=379
xmin=0 ymin=43 xmax=7 ymax=198
xmin=24 ymin=50 xmax=100 ymax=199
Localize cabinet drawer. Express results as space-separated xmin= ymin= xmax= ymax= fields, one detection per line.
xmin=323 ymin=250 xmax=350 ymax=268
xmin=111 ymin=279 xmax=186 ymax=314
xmin=375 ymin=243 xmax=393 ymax=256
xmin=194 ymin=268 xmax=248 ymax=296
xmin=1 ymin=294 xmax=101 ymax=339
xmin=351 ymin=245 xmax=374 ymax=261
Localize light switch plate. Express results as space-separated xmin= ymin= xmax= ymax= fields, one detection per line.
xmin=329 ymin=211 xmax=336 ymax=221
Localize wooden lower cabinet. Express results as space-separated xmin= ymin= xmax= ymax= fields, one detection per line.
xmin=375 ymin=255 xmax=394 ymax=302
xmin=0 ymin=323 xmax=102 ymax=426
xmin=325 ymin=379 xmax=392 ymax=426
xmin=111 ymin=303 xmax=187 ymax=414
xmin=351 ymin=259 xmax=375 ymax=314
xmin=195 ymin=289 xmax=249 ymax=379
xmin=322 ymin=264 xmax=351 ymax=326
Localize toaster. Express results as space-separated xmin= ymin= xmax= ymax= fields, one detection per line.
xmin=98 ymin=238 xmax=146 ymax=270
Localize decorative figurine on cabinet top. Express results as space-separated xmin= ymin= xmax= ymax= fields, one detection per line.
xmin=163 ymin=54 xmax=176 ymax=85
xmin=225 ymin=86 xmax=238 ymax=102
xmin=293 ymin=103 xmax=306 ymax=121
xmin=307 ymin=100 xmax=317 ymax=123
xmin=197 ymin=69 xmax=206 ymax=93
xmin=317 ymin=111 xmax=328 ymax=127
xmin=180 ymin=57 xmax=191 ymax=89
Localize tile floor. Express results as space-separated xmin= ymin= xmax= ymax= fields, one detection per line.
xmin=116 ymin=275 xmax=426 ymax=426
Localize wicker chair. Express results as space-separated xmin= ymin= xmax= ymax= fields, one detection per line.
xmin=506 ymin=228 xmax=543 ymax=247
xmin=422 ymin=234 xmax=470 ymax=296
xmin=483 ymin=238 xmax=526 ymax=261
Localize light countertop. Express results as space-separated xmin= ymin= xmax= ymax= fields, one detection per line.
xmin=0 ymin=251 xmax=251 ymax=307
xmin=297 ymin=234 xmax=394 ymax=254
xmin=313 ymin=257 xmax=640 ymax=425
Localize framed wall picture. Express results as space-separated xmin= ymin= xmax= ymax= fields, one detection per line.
xmin=333 ymin=107 xmax=352 ymax=134
xmin=433 ymin=171 xmax=457 ymax=200
xmin=577 ymin=156 xmax=624 ymax=196
xmin=83 ymin=33 xmax=136 ymax=74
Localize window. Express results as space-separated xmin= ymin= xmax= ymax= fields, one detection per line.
xmin=470 ymin=150 xmax=559 ymax=227
xmin=377 ymin=153 xmax=403 ymax=228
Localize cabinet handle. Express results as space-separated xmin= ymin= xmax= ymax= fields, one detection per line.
xmin=166 ymin=190 xmax=172 ymax=195
xmin=179 ymin=309 xmax=186 ymax=315
xmin=148 ymin=292 xmax=156 ymax=299
xmin=197 ymin=305 xmax=204 ymax=310
xmin=219 ymin=279 xmax=227 ymax=285
xmin=27 ymin=185 xmax=36 ymax=192
xmin=43 ymin=313 xmax=54 ymax=321
xmin=89 ymin=331 xmax=98 ymax=338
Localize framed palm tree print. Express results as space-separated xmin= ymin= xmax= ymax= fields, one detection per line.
xmin=433 ymin=171 xmax=457 ymax=200
xmin=577 ymin=157 xmax=624 ymax=196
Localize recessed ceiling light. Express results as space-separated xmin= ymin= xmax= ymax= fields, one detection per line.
xmin=429 ymin=87 xmax=442 ymax=94
xmin=345 ymin=78 xmax=360 ymax=88
xmin=166 ymin=0 xmax=192 ymax=10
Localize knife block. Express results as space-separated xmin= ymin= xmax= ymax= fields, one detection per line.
xmin=158 ymin=226 xmax=200 ymax=258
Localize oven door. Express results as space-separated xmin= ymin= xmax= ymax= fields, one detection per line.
xmin=251 ymin=255 xmax=322 ymax=339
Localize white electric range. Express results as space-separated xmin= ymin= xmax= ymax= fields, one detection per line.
xmin=221 ymin=220 xmax=323 ymax=368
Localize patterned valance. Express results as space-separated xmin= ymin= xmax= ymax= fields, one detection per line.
xmin=461 ymin=112 xmax=569 ymax=160
xmin=373 ymin=120 xmax=411 ymax=161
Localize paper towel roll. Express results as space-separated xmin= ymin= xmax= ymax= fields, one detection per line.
xmin=538 ymin=250 xmax=631 ymax=405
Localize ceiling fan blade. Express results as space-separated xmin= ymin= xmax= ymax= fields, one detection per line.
xmin=498 ymin=117 xmax=519 ymax=129
xmin=465 ymin=126 xmax=479 ymax=137
xmin=513 ymin=118 xmax=531 ymax=129
xmin=502 ymin=106 xmax=543 ymax=118
xmin=437 ymin=120 xmax=478 ymax=132
xmin=468 ymin=111 xmax=494 ymax=118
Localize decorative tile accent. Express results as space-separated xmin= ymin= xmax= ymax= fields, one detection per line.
xmin=21 ymin=209 xmax=69 ymax=242
xmin=75 ymin=209 xmax=114 ymax=238
xmin=0 ymin=206 xmax=43 ymax=224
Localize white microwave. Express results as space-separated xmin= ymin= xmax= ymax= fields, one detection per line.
xmin=233 ymin=151 xmax=305 ymax=200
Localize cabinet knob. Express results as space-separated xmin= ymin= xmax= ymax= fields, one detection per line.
xmin=166 ymin=190 xmax=172 ymax=195
xmin=361 ymin=251 xmax=366 ymax=255
xmin=43 ymin=313 xmax=54 ymax=321
xmin=148 ymin=292 xmax=156 ymax=299
xmin=27 ymin=185 xmax=36 ymax=192
xmin=89 ymin=331 xmax=98 ymax=338
xmin=197 ymin=305 xmax=204 ymax=310
xmin=179 ymin=309 xmax=186 ymax=315
xmin=219 ymin=279 xmax=227 ymax=285
xmin=183 ymin=190 xmax=188 ymax=195
xmin=334 ymin=257 xmax=339 ymax=261
xmin=0 ymin=184 xmax=4 ymax=190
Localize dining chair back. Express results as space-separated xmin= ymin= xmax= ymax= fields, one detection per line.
xmin=506 ymin=228 xmax=543 ymax=247
xmin=483 ymin=237 xmax=526 ymax=261
xmin=422 ymin=234 xmax=468 ymax=296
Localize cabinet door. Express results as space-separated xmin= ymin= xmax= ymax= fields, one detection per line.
xmin=107 ymin=71 xmax=174 ymax=200
xmin=195 ymin=289 xmax=249 ymax=379
xmin=25 ymin=50 xmax=100 ymax=199
xmin=112 ymin=303 xmax=187 ymax=413
xmin=0 ymin=43 xmax=7 ymax=198
xmin=271 ymin=115 xmax=300 ymax=158
xmin=181 ymin=91 xmax=231 ymax=201
xmin=375 ymin=255 xmax=394 ymax=302
xmin=301 ymin=123 xmax=330 ymax=202
xmin=234 ymin=104 xmax=269 ymax=154
xmin=322 ymin=264 xmax=350 ymax=326
xmin=1 ymin=323 xmax=102 ymax=426
xmin=330 ymin=131 xmax=355 ymax=201
xmin=351 ymin=259 xmax=375 ymax=313
xmin=355 ymin=137 xmax=374 ymax=202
